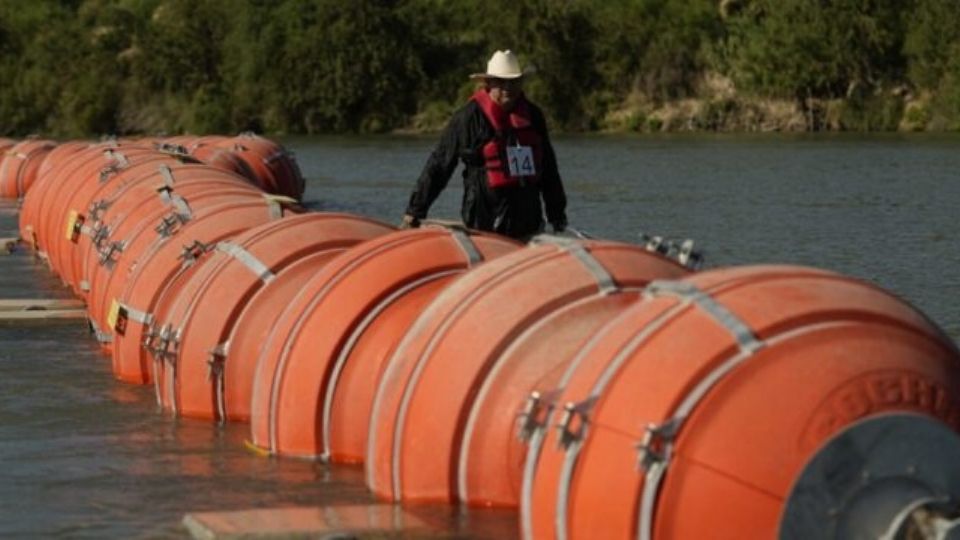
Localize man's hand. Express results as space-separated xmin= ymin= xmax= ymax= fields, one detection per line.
xmin=551 ymin=217 xmax=567 ymax=234
xmin=399 ymin=214 xmax=421 ymax=229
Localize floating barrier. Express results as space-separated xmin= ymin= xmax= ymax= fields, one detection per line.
xmin=10 ymin=133 xmax=960 ymax=540
xmin=247 ymin=226 xmax=521 ymax=460
xmin=365 ymin=238 xmax=691 ymax=506
xmin=109 ymin=194 xmax=300 ymax=383
xmin=150 ymin=212 xmax=394 ymax=420
xmin=76 ymin=165 xmax=262 ymax=305
xmin=214 ymin=133 xmax=304 ymax=201
xmin=85 ymin=182 xmax=268 ymax=349
xmin=53 ymin=151 xmax=203 ymax=291
xmin=0 ymin=139 xmax=56 ymax=199
xmin=521 ymin=265 xmax=960 ymax=539
xmin=224 ymin=250 xmax=346 ymax=423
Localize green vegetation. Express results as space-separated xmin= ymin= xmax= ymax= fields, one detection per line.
xmin=2 ymin=0 xmax=960 ymax=135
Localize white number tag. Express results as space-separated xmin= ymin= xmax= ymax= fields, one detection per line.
xmin=506 ymin=146 xmax=536 ymax=177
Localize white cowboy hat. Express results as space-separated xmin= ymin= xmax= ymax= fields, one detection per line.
xmin=469 ymin=50 xmax=527 ymax=79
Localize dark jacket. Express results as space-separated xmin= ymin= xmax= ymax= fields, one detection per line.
xmin=405 ymin=95 xmax=567 ymax=239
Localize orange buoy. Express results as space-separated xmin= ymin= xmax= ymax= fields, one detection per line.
xmin=189 ymin=144 xmax=258 ymax=185
xmin=35 ymin=145 xmax=151 ymax=267
xmin=217 ymin=133 xmax=304 ymax=200
xmin=108 ymin=195 xmax=300 ymax=383
xmin=53 ymin=153 xmax=204 ymax=292
xmin=84 ymin=182 xmax=270 ymax=342
xmin=0 ymin=139 xmax=17 ymax=179
xmin=224 ymin=250 xmax=347 ymax=423
xmin=78 ymin=164 xmax=261 ymax=310
xmin=85 ymin=183 xmax=268 ymax=349
xmin=0 ymin=139 xmax=56 ymax=198
xmin=363 ymin=237 xmax=691 ymax=505
xmin=19 ymin=142 xmax=100 ymax=249
xmin=247 ymin=227 xmax=522 ymax=460
xmin=521 ymin=265 xmax=960 ymax=540
xmin=150 ymin=213 xmax=394 ymax=420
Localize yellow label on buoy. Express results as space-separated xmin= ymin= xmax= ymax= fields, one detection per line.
xmin=107 ymin=299 xmax=120 ymax=330
xmin=65 ymin=211 xmax=78 ymax=241
xmin=64 ymin=210 xmax=85 ymax=243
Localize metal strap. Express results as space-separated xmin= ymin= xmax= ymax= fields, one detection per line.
xmin=262 ymin=194 xmax=296 ymax=220
xmin=119 ymin=302 xmax=153 ymax=325
xmin=644 ymin=280 xmax=762 ymax=353
xmin=157 ymin=188 xmax=172 ymax=204
xmin=448 ymin=228 xmax=483 ymax=265
xmin=215 ymin=242 xmax=275 ymax=283
xmin=169 ymin=194 xmax=192 ymax=219
xmin=159 ymin=164 xmax=175 ymax=186
xmin=208 ymin=341 xmax=230 ymax=423
xmin=632 ymin=280 xmax=764 ymax=540
xmin=531 ymin=236 xmax=618 ymax=294
xmin=88 ymin=317 xmax=113 ymax=344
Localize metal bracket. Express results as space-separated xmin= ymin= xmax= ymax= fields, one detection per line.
xmin=517 ymin=391 xmax=548 ymax=442
xmin=636 ymin=418 xmax=681 ymax=472
xmin=97 ymin=240 xmax=125 ymax=267
xmin=87 ymin=199 xmax=111 ymax=222
xmin=89 ymin=222 xmax=109 ymax=248
xmin=154 ymin=142 xmax=190 ymax=158
xmin=555 ymin=397 xmax=598 ymax=450
xmin=154 ymin=211 xmax=190 ymax=237
xmin=638 ymin=232 xmax=705 ymax=270
xmin=149 ymin=324 xmax=180 ymax=364
xmin=178 ymin=240 xmax=213 ymax=267
xmin=206 ymin=343 xmax=228 ymax=382
xmin=98 ymin=152 xmax=129 ymax=182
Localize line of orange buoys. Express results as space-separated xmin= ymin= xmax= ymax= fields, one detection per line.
xmin=6 ymin=133 xmax=960 ymax=539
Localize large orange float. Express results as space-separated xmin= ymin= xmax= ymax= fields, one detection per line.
xmin=0 ymin=139 xmax=57 ymax=198
xmin=247 ymin=226 xmax=521 ymax=460
xmin=35 ymin=140 xmax=89 ymax=181
xmin=364 ymin=237 xmax=691 ymax=505
xmin=53 ymin=152 xmax=208 ymax=291
xmin=0 ymin=138 xmax=17 ymax=185
xmin=521 ymin=265 xmax=960 ymax=540
xmin=108 ymin=195 xmax=300 ymax=383
xmin=80 ymin=165 xmax=262 ymax=324
xmin=20 ymin=142 xmax=104 ymax=250
xmin=189 ymin=143 xmax=258 ymax=185
xmin=216 ymin=133 xmax=304 ymax=200
xmin=33 ymin=144 xmax=151 ymax=264
xmin=223 ymin=251 xmax=347 ymax=423
xmin=150 ymin=213 xmax=394 ymax=420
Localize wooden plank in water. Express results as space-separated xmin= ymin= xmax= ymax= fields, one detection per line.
xmin=182 ymin=504 xmax=434 ymax=540
xmin=0 ymin=298 xmax=86 ymax=311
xmin=0 ymin=309 xmax=87 ymax=326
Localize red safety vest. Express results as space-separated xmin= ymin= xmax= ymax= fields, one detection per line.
xmin=471 ymin=89 xmax=543 ymax=189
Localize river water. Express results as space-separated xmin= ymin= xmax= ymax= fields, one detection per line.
xmin=0 ymin=134 xmax=957 ymax=538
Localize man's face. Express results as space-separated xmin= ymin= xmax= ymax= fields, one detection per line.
xmin=487 ymin=77 xmax=522 ymax=110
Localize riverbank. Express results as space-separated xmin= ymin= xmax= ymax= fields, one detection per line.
xmin=404 ymin=75 xmax=953 ymax=135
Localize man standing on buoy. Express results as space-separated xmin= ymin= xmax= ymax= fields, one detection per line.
xmin=401 ymin=50 xmax=567 ymax=240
